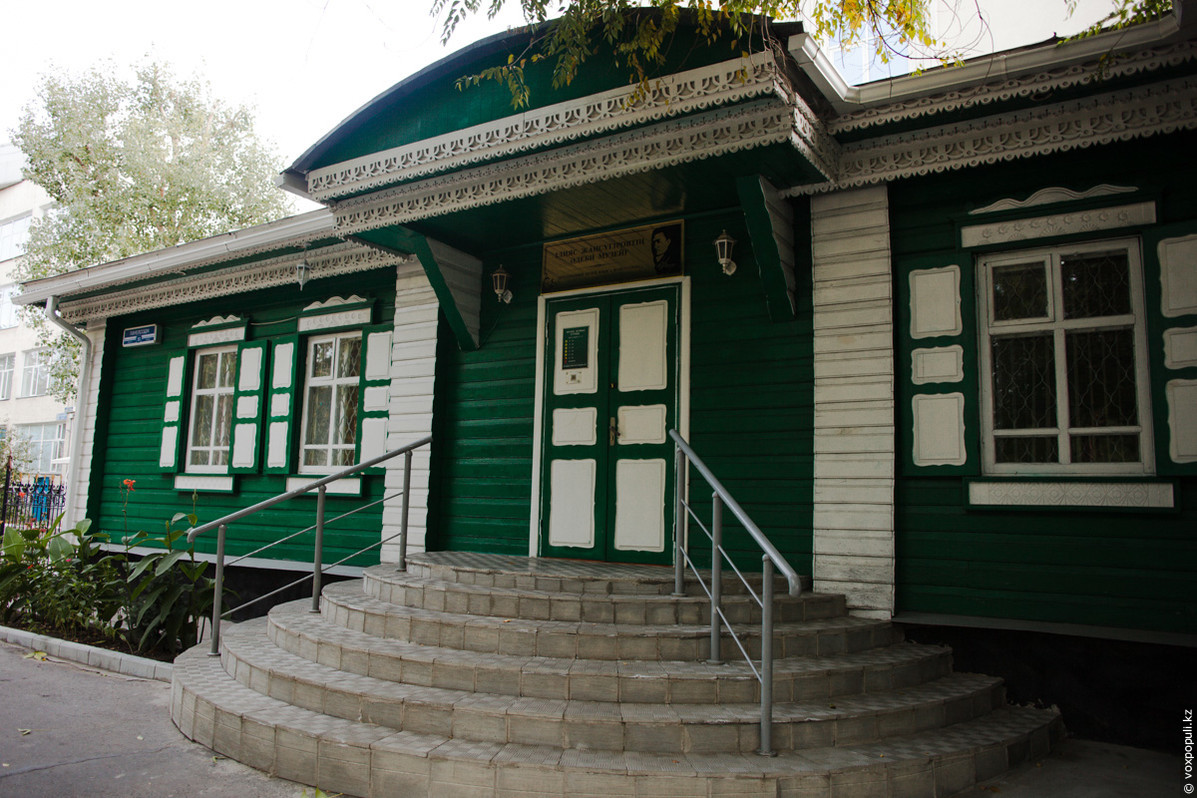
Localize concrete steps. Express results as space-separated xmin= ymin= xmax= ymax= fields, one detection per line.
xmin=264 ymin=601 xmax=954 ymax=702
xmin=171 ymin=551 xmax=1062 ymax=796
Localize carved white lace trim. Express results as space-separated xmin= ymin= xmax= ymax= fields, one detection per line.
xmin=829 ymin=41 xmax=1197 ymax=134
xmin=331 ymin=99 xmax=803 ymax=235
xmin=306 ymin=53 xmax=787 ymax=201
xmin=61 ymin=243 xmax=414 ymax=324
xmin=969 ymin=184 xmax=1139 ymax=215
xmin=785 ymin=76 xmax=1197 ymax=197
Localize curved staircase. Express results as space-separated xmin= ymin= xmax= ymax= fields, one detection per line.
xmin=171 ymin=552 xmax=1062 ymax=797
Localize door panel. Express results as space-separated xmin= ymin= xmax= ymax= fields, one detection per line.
xmin=540 ymin=285 xmax=679 ymax=564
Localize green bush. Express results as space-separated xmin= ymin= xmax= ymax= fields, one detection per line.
xmin=0 ymin=511 xmax=225 ymax=658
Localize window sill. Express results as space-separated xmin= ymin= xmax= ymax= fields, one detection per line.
xmin=286 ymin=476 xmax=361 ymax=496
xmin=966 ymin=479 xmax=1175 ymax=510
xmin=175 ymin=474 xmax=235 ymax=493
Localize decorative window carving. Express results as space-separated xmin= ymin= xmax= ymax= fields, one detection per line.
xmin=977 ymin=238 xmax=1154 ymax=474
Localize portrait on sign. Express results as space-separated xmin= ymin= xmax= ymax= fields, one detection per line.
xmin=542 ymin=221 xmax=684 ymax=292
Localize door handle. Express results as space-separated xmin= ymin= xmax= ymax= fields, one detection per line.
xmin=609 ymin=417 xmax=619 ymax=446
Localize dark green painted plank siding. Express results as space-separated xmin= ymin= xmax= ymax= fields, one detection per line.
xmin=88 ymin=269 xmax=399 ymax=568
xmin=890 ymin=132 xmax=1197 ymax=634
xmin=427 ymin=211 xmax=814 ymax=574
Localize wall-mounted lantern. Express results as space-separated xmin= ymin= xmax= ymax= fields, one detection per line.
xmin=714 ymin=230 xmax=737 ymax=276
xmin=296 ymin=255 xmax=311 ymax=290
xmin=492 ymin=266 xmax=513 ymax=304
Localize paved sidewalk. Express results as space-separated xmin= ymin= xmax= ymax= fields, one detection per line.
xmin=0 ymin=637 xmax=1183 ymax=797
xmin=0 ymin=640 xmax=302 ymax=798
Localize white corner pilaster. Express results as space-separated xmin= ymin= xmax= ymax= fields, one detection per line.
xmin=380 ymin=262 xmax=439 ymax=562
xmin=810 ymin=185 xmax=896 ymax=619
xmin=69 ymin=325 xmax=107 ymax=527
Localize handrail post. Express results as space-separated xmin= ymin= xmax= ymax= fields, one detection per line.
xmin=311 ymin=485 xmax=326 ymax=613
xmin=208 ymin=524 xmax=227 ymax=656
xmin=673 ymin=445 xmax=685 ymax=596
xmin=707 ymin=493 xmax=723 ymax=665
xmin=399 ymin=449 xmax=412 ymax=571
xmin=758 ymin=556 xmax=776 ymax=756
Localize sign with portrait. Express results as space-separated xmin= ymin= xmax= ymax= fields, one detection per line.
xmin=542 ymin=221 xmax=683 ymax=292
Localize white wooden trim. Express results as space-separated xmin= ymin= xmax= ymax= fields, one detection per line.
xmin=1166 ymin=379 xmax=1197 ymax=463
xmin=811 ymin=185 xmax=895 ymax=618
xmin=174 ymin=474 xmax=235 ymax=492
xmin=960 ymin=201 xmax=1157 ymax=248
xmin=187 ymin=326 xmax=246 ymax=348
xmin=285 ymin=476 xmax=362 ymax=496
xmin=1158 ymin=234 xmax=1197 ymax=318
xmin=1164 ymin=326 xmax=1197 ymax=370
xmin=379 ymin=262 xmax=438 ymax=563
xmin=968 ymin=481 xmax=1174 ymax=508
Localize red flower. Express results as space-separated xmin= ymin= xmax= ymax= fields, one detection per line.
xmin=122 ymin=479 xmax=136 ymax=491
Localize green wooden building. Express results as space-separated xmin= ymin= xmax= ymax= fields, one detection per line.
xmin=18 ymin=4 xmax=1197 ymax=742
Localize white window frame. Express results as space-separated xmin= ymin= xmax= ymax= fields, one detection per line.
xmin=977 ymin=237 xmax=1154 ymax=475
xmin=19 ymin=349 xmax=51 ymax=398
xmin=298 ymin=332 xmax=362 ymax=474
xmin=0 ymin=285 xmax=19 ymax=329
xmin=15 ymin=422 xmax=66 ymax=474
xmin=184 ymin=345 xmax=238 ymax=474
xmin=0 ymin=353 xmax=13 ymax=400
xmin=0 ymin=213 xmax=32 ymax=263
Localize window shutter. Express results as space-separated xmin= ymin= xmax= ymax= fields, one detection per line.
xmin=263 ymin=336 xmax=300 ymax=474
xmin=158 ymin=353 xmax=190 ymax=472
xmin=356 ymin=328 xmax=393 ymax=472
xmin=229 ymin=340 xmax=269 ymax=474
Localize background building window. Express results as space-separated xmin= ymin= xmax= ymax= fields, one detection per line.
xmin=20 ymin=349 xmax=51 ymax=397
xmin=185 ymin=347 xmax=237 ymax=471
xmin=0 ymin=214 xmax=32 ymax=262
xmin=300 ymin=332 xmax=361 ymax=472
xmin=15 ymin=422 xmax=65 ymax=473
xmin=978 ymin=239 xmax=1153 ymax=474
xmin=0 ymin=353 xmax=13 ymax=400
xmin=0 ymin=285 xmax=19 ymax=329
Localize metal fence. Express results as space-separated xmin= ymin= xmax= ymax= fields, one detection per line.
xmin=0 ymin=463 xmax=66 ymax=532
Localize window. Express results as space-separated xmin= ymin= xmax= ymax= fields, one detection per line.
xmin=978 ymin=239 xmax=1153 ymax=474
xmin=0 ymin=214 xmax=32 ymax=262
xmin=299 ymin=332 xmax=361 ymax=472
xmin=20 ymin=350 xmax=51 ymax=397
xmin=15 ymin=422 xmax=65 ymax=473
xmin=185 ymin=346 xmax=238 ymax=472
xmin=0 ymin=354 xmax=13 ymax=400
xmin=0 ymin=285 xmax=18 ymax=329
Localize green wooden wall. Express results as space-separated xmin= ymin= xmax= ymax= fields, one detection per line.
xmin=890 ymin=132 xmax=1197 ymax=635
xmin=88 ymin=268 xmax=399 ymax=567
xmin=426 ymin=210 xmax=815 ymax=573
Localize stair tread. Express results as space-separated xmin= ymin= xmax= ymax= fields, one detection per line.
xmin=224 ymin=619 xmax=999 ymax=725
xmin=270 ymin=597 xmax=946 ymax=679
xmin=177 ymin=642 xmax=1058 ymax=776
xmin=324 ymin=580 xmax=884 ymax=636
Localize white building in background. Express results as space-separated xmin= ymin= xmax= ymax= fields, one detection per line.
xmin=0 ymin=143 xmax=69 ymax=478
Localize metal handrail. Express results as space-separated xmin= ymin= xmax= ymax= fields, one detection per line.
xmin=188 ymin=435 xmax=432 ymax=656
xmin=669 ymin=428 xmax=801 ymax=757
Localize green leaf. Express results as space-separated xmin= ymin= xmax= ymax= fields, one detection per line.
xmin=1 ymin=528 xmax=25 ymax=560
xmin=154 ymin=550 xmax=187 ymax=577
xmin=46 ymin=534 xmax=74 ymax=562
